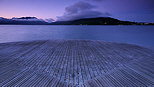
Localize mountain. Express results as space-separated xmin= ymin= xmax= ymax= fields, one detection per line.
xmin=0 ymin=17 xmax=6 ymax=19
xmin=0 ymin=17 xmax=49 ymax=25
xmin=51 ymin=17 xmax=147 ymax=25
xmin=0 ymin=17 xmax=153 ymax=25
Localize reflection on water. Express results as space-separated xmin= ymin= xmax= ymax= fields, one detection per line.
xmin=0 ymin=25 xmax=154 ymax=48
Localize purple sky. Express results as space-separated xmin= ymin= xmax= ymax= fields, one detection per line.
xmin=0 ymin=0 xmax=154 ymax=22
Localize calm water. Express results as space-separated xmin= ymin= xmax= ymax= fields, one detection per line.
xmin=0 ymin=25 xmax=154 ymax=48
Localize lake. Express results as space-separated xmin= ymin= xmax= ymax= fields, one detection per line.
xmin=0 ymin=25 xmax=154 ymax=49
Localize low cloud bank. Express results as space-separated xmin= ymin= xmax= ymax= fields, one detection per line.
xmin=57 ymin=1 xmax=110 ymax=21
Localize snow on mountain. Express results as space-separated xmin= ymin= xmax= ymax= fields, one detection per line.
xmin=11 ymin=17 xmax=54 ymax=23
xmin=0 ymin=17 xmax=54 ymax=23
xmin=0 ymin=17 xmax=7 ymax=20
xmin=12 ymin=17 xmax=44 ymax=22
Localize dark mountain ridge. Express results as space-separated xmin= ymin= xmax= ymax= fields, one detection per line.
xmin=52 ymin=17 xmax=139 ymax=25
xmin=0 ymin=17 xmax=48 ymax=25
xmin=12 ymin=17 xmax=37 ymax=20
xmin=0 ymin=17 xmax=153 ymax=25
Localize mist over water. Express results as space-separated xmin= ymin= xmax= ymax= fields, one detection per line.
xmin=0 ymin=25 xmax=154 ymax=49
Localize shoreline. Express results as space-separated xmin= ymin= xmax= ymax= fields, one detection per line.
xmin=0 ymin=40 xmax=153 ymax=86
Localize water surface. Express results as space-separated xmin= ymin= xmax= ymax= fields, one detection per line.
xmin=0 ymin=25 xmax=154 ymax=48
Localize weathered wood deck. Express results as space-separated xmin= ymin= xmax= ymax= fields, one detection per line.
xmin=0 ymin=40 xmax=153 ymax=87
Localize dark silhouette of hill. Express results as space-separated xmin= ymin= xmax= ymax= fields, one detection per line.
xmin=12 ymin=17 xmax=38 ymax=20
xmin=51 ymin=17 xmax=142 ymax=25
xmin=0 ymin=17 xmax=154 ymax=25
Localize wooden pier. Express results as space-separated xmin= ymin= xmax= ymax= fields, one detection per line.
xmin=0 ymin=40 xmax=153 ymax=87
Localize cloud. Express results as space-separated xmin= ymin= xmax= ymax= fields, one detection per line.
xmin=43 ymin=18 xmax=55 ymax=23
xmin=86 ymin=0 xmax=104 ymax=2
xmin=57 ymin=1 xmax=110 ymax=21
xmin=65 ymin=1 xmax=96 ymax=15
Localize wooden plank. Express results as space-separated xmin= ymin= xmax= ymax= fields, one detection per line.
xmin=0 ymin=40 xmax=153 ymax=87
